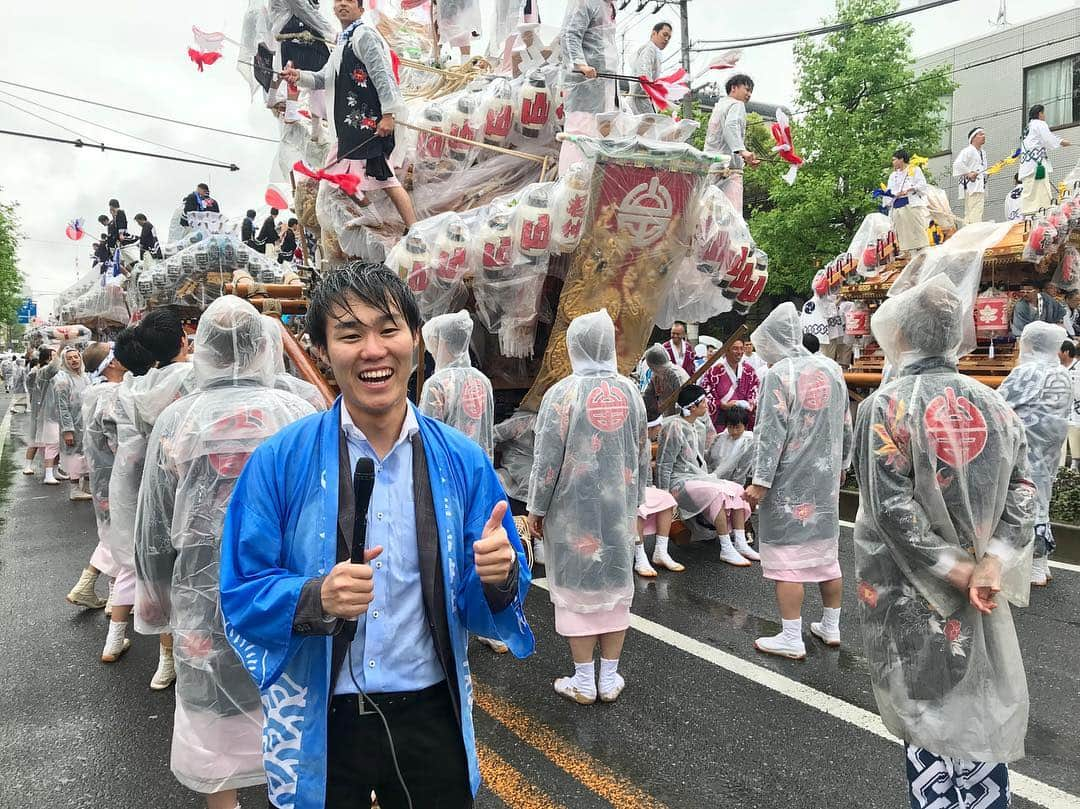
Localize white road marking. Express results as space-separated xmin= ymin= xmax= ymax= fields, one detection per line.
xmin=838 ymin=519 xmax=1080 ymax=574
xmin=531 ymin=577 xmax=1080 ymax=808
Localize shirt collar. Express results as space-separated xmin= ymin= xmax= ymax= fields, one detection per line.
xmin=340 ymin=401 xmax=419 ymax=456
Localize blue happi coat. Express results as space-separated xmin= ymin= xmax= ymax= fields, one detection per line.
xmin=219 ymin=399 xmax=535 ymax=809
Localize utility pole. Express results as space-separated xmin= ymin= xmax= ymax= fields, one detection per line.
xmin=679 ymin=0 xmax=692 ymax=118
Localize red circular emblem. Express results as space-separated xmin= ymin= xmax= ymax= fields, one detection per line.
xmin=924 ymin=386 xmax=987 ymax=467
xmin=585 ymin=381 xmax=629 ymax=433
xmin=460 ymin=377 xmax=487 ymax=420
xmin=797 ymin=367 xmax=831 ymax=411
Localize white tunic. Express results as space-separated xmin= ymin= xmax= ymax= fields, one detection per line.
xmin=1019 ymin=118 xmax=1062 ymax=180
xmin=952 ymin=144 xmax=987 ymax=197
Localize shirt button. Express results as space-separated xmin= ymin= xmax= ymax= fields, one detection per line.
xmin=376 ymin=561 xmax=382 ymax=569
xmin=368 ymin=660 xmax=376 ymax=668
xmin=372 ymin=610 xmax=379 ymax=618
xmin=377 ymin=512 xmax=384 ymax=520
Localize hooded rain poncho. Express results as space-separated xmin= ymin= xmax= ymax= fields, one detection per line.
xmin=134 ymin=296 xmax=316 ymax=794
xmin=997 ymin=321 xmax=1071 ymax=557
xmin=420 ymin=311 xmax=494 ymax=459
xmin=528 ymin=310 xmax=648 ymax=614
xmin=262 ymin=315 xmax=327 ymax=411
xmin=853 ymin=275 xmax=1037 ymax=762
xmin=750 ymin=303 xmax=853 ymax=572
xmin=643 ymin=343 xmax=689 ymax=417
xmin=82 ymin=380 xmax=123 ymax=575
xmin=53 ymin=345 xmax=91 ymax=477
xmin=31 ymin=358 xmax=61 ymax=448
xmin=560 ymin=0 xmax=617 ymax=115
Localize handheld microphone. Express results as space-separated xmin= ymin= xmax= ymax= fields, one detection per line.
xmin=343 ymin=456 xmax=376 ymax=642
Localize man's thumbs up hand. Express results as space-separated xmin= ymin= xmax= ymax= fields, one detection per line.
xmin=474 ymin=501 xmax=515 ymax=585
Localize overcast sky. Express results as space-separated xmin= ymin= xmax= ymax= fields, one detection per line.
xmin=1 ymin=0 xmax=1076 ymax=314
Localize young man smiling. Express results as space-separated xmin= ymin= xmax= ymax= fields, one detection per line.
xmin=219 ymin=264 xmax=534 ymax=809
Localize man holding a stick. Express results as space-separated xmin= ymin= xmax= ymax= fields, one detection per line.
xmin=281 ymin=0 xmax=417 ymax=229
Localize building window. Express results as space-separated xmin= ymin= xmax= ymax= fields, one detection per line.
xmin=1024 ymin=56 xmax=1080 ymax=129
xmin=936 ymin=94 xmax=953 ymax=155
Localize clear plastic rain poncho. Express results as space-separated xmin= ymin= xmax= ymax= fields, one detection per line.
xmin=494 ymin=409 xmax=537 ymax=502
xmin=82 ymin=380 xmax=123 ymax=575
xmin=852 ymin=275 xmax=1037 ymax=762
xmin=52 ymin=345 xmax=91 ymax=477
xmin=656 ymin=409 xmax=730 ymax=519
xmin=750 ymin=303 xmax=852 ymax=568
xmin=35 ymin=357 xmax=63 ymax=448
xmin=643 ymin=344 xmax=689 ymax=417
xmin=25 ymin=358 xmax=57 ymax=447
xmin=105 ymin=362 xmax=196 ymax=573
xmin=559 ymin=0 xmax=617 ymax=116
xmin=420 ymin=311 xmax=494 ymax=459
xmin=708 ymin=426 xmax=755 ymax=484
xmin=528 ymin=310 xmax=648 ymax=614
xmin=261 ymin=315 xmax=327 ymax=411
xmin=436 ymin=0 xmax=482 ymax=49
xmin=998 ymin=322 xmax=1071 ymax=552
xmin=134 ymin=296 xmax=315 ymax=794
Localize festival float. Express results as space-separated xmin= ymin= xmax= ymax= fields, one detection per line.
xmin=803 ymin=168 xmax=1080 ymax=394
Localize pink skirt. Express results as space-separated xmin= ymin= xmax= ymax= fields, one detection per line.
xmin=637 ymin=487 xmax=677 ymax=535
xmin=555 ymin=603 xmax=631 ymax=637
xmin=327 ymin=144 xmax=401 ymax=192
xmin=683 ymin=479 xmax=751 ymax=523
xmin=761 ymin=538 xmax=841 ymax=582
xmin=111 ymin=565 xmax=136 ymax=607
xmin=89 ymin=541 xmax=120 ymax=579
xmin=60 ymin=451 xmax=87 ymax=477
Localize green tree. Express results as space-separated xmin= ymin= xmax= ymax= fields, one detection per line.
xmin=748 ymin=0 xmax=955 ymax=295
xmin=0 ymin=192 xmax=24 ymax=327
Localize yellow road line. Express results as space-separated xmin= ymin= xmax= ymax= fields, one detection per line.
xmin=474 ymin=683 xmax=668 ymax=809
xmin=477 ymin=741 xmax=570 ymax=809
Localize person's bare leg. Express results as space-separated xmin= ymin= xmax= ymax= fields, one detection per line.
xmin=205 ymin=788 xmax=238 ymax=809
xmin=819 ymin=577 xmax=842 ymax=609
xmin=776 ymin=581 xmax=805 ymax=620
xmin=713 ymin=508 xmax=729 ymax=537
xmin=598 ymin=631 xmax=628 ymax=701
xmin=568 ymin=635 xmax=597 ymax=664
xmin=598 ymin=631 xmax=625 ymax=661
xmin=384 ymin=186 xmax=417 ymax=228
xmin=151 ymin=632 xmax=177 ymax=690
xmin=23 ymin=446 xmax=37 ymax=474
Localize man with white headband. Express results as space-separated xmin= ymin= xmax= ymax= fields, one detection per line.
xmin=953 ymin=127 xmax=988 ymax=226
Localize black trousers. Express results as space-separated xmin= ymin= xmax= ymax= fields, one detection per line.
xmin=321 ymin=683 xmax=472 ymax=809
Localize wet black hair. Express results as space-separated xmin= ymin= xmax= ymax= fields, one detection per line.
xmin=893 ymin=148 xmax=910 ymax=163
xmin=37 ymin=346 xmax=54 ymax=365
xmin=305 ymin=262 xmax=421 ymax=349
xmin=98 ymin=215 xmax=109 ymax=225
xmin=288 ymin=217 xmax=299 ymax=227
xmin=1029 ymin=104 xmax=1045 ymax=122
xmin=108 ymin=198 xmax=120 ymax=208
xmin=677 ymin=383 xmax=707 ymax=411
xmin=113 ymin=326 xmax=155 ymax=376
xmin=1063 ymin=340 xmax=1077 ymax=358
xmin=653 ymin=21 xmax=672 ymax=33
xmin=246 ymin=209 xmax=257 ymax=219
xmin=802 ymin=332 xmax=820 ymax=353
xmin=134 ymin=213 xmax=147 ymax=223
xmin=136 ymin=307 xmax=186 ymax=367
xmin=722 ymin=405 xmax=750 ymax=428
xmin=725 ymin=74 xmax=754 ymax=94
xmin=197 ymin=183 xmax=210 ymax=193
xmin=269 ymin=207 xmax=280 ymax=216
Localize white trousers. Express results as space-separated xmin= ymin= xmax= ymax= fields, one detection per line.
xmin=963 ymin=192 xmax=985 ymax=225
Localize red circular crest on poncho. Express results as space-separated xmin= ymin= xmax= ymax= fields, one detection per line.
xmin=460 ymin=377 xmax=487 ymax=420
xmin=585 ymin=381 xmax=629 ymax=433
xmin=797 ymin=367 xmax=831 ymax=411
xmin=924 ymin=386 xmax=987 ymax=467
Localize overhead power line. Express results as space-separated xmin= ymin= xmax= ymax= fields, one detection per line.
xmin=693 ymin=0 xmax=960 ymax=52
xmin=0 ymin=129 xmax=240 ymax=171
xmin=0 ymin=79 xmax=278 ymax=144
xmin=0 ymin=97 xmax=103 ymax=146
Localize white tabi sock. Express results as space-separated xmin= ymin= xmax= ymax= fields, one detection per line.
xmin=106 ymin=620 xmax=127 ymax=643
xmin=732 ymin=529 xmax=746 ymax=542
xmin=821 ymin=607 xmax=841 ymax=635
xmin=781 ymin=618 xmax=803 ymax=643
xmin=634 ymin=543 xmax=650 ymax=566
xmin=43 ymin=467 xmax=57 ymax=483
xmin=654 ymin=535 xmax=671 ymax=555
xmin=572 ymin=660 xmax=596 ymax=693
xmin=598 ymin=657 xmax=620 ymax=690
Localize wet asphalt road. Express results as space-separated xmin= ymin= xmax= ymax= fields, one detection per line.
xmin=0 ymin=396 xmax=1077 ymax=809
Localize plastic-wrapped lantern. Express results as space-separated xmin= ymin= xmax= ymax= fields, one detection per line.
xmin=519 ymin=72 xmax=551 ymax=140
xmin=1047 ymin=207 xmax=1068 ymax=232
xmin=151 ymin=270 xmax=168 ymax=292
xmin=733 ymin=253 xmax=769 ymax=315
xmin=479 ymin=213 xmax=513 ymax=275
xmin=447 ymin=95 xmax=479 ymax=163
xmin=844 ymin=303 xmax=871 ymax=337
xmin=483 ymin=80 xmax=514 ymax=146
xmin=719 ymin=244 xmax=755 ymax=299
xmin=549 ymin=165 xmax=591 ymax=253
xmin=166 ymin=257 xmax=183 ymax=284
xmin=695 ymin=220 xmax=730 ymax=278
xmin=1026 ymin=222 xmax=1058 ymax=260
xmin=1062 ymin=197 xmax=1080 ymax=228
xmin=235 ymin=249 xmax=249 ymax=269
xmin=417 ymin=104 xmax=448 ymax=168
xmin=860 ymin=244 xmax=878 ymax=272
xmin=811 ymin=268 xmax=832 ymax=297
xmin=974 ymin=291 xmax=1009 ymax=337
xmin=553 ymin=84 xmax=568 ymax=128
xmin=397 ymin=234 xmax=431 ymax=293
xmin=136 ymin=274 xmax=153 ymax=297
xmin=433 ymin=220 xmax=470 ymax=282
xmin=514 ymin=186 xmax=553 ymax=257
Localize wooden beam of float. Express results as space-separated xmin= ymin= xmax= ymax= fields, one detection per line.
xmin=225 ymin=281 xmax=306 ymax=299
xmin=520 ymin=137 xmax=723 ymax=411
xmin=845 ymin=371 xmax=1004 ymax=389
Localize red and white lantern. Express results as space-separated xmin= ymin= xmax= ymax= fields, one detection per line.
xmin=395 ymin=234 xmax=431 ymax=293
xmin=974 ymin=292 xmax=1009 ymax=336
xmin=518 ymin=72 xmax=551 ymax=139
xmin=549 ymin=164 xmax=591 ymax=253
xmin=479 ymin=213 xmax=513 ymax=273
xmin=416 ymin=104 xmax=448 ymax=167
xmin=433 ymin=221 xmax=470 ymax=282
xmin=447 ymin=95 xmax=479 ymax=163
xmin=733 ymin=253 xmax=769 ymax=315
xmin=514 ymin=186 xmax=552 ymax=257
xmin=482 ymin=80 xmax=514 ymax=146
xmin=844 ymin=303 xmax=870 ymax=336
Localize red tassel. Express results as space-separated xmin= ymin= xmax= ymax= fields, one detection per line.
xmin=188 ymin=47 xmax=223 ymax=72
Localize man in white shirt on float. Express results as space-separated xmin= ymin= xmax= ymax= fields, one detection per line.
xmin=952 ymin=126 xmax=988 ymax=226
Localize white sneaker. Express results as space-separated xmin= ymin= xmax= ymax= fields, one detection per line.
xmin=22 ymin=466 xmax=34 ymax=475
xmin=533 ymin=538 xmax=546 ymax=566
xmin=754 ymin=632 xmax=806 ymax=660
xmin=66 ymin=568 xmax=106 ymax=609
xmin=101 ymin=624 xmax=131 ymax=663
xmin=69 ymin=489 xmax=93 ymax=502
xmin=42 ymin=477 xmax=59 ymax=486
xmin=732 ymin=534 xmax=760 ymax=562
xmin=476 ymin=636 xmax=509 ymax=654
xmin=718 ymin=535 xmax=752 ymax=567
xmin=553 ymin=676 xmax=597 ymax=705
xmin=598 ymin=672 xmax=625 ymax=703
xmin=54 ymin=468 xmax=70 ymax=481
xmin=810 ymin=622 xmax=841 ymax=647
xmin=150 ymin=646 xmax=176 ymax=690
